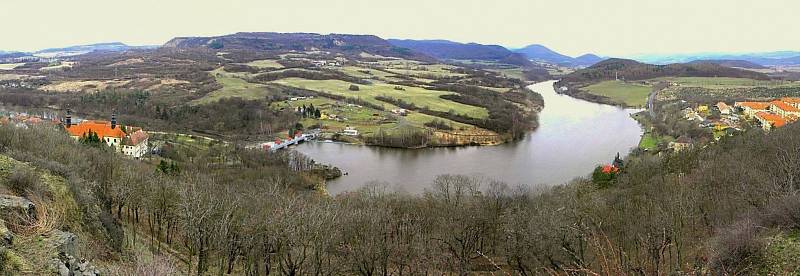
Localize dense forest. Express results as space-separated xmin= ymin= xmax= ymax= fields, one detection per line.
xmin=558 ymin=58 xmax=770 ymax=86
xmin=0 ymin=109 xmax=799 ymax=274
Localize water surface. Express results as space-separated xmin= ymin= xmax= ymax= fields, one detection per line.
xmin=296 ymin=81 xmax=643 ymax=194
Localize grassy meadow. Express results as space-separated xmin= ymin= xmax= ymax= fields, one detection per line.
xmin=272 ymin=78 xmax=489 ymax=119
xmin=583 ymin=80 xmax=652 ymax=107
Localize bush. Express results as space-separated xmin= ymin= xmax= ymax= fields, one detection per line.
xmin=424 ymin=119 xmax=453 ymax=131
xmin=8 ymin=167 xmax=38 ymax=196
xmin=349 ymin=84 xmax=359 ymax=91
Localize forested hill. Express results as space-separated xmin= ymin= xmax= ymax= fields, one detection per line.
xmin=687 ymin=59 xmax=768 ymax=69
xmin=163 ymin=32 xmax=434 ymax=61
xmin=559 ymin=58 xmax=770 ymax=84
xmin=387 ymin=39 xmax=533 ymax=66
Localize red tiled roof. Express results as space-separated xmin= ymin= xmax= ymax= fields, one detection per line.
xmin=124 ymin=129 xmax=148 ymax=146
xmin=601 ymin=164 xmax=619 ymax=174
xmin=756 ymin=112 xmax=788 ymax=128
xmin=735 ymin=102 xmax=770 ymax=110
xmin=781 ymin=97 xmax=800 ymax=104
xmin=65 ymin=120 xmax=126 ymax=139
xmin=771 ymin=100 xmax=800 ymax=112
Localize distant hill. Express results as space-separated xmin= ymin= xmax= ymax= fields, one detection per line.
xmin=164 ymin=32 xmax=432 ymax=61
xmin=512 ymin=45 xmax=606 ymax=67
xmin=573 ymin=54 xmax=606 ymax=67
xmin=687 ymin=59 xmax=767 ymax=69
xmin=33 ymin=42 xmax=156 ymax=58
xmin=513 ymin=44 xmax=574 ymax=65
xmin=632 ymin=51 xmax=800 ymax=66
xmin=559 ymin=58 xmax=770 ymax=84
xmin=386 ymin=39 xmax=533 ymax=66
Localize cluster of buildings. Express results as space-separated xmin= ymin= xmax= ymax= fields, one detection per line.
xmin=681 ymin=97 xmax=800 ymax=134
xmin=0 ymin=111 xmax=60 ymax=128
xmin=63 ymin=112 xmax=149 ymax=158
xmin=734 ymin=97 xmax=800 ymax=131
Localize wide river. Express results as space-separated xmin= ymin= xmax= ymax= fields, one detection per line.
xmin=296 ymin=80 xmax=643 ymax=194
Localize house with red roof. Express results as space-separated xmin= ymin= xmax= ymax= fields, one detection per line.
xmin=770 ymin=100 xmax=800 ymax=118
xmin=63 ymin=113 xmax=149 ymax=158
xmin=755 ymin=112 xmax=788 ymax=131
xmin=734 ymin=102 xmax=771 ymax=118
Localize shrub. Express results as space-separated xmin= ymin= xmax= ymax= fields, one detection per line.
xmin=424 ymin=119 xmax=453 ymax=131
xmin=349 ymin=84 xmax=359 ymax=91
xmin=8 ymin=167 xmax=38 ymax=196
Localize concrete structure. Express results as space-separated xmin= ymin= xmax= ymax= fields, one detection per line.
xmin=261 ymin=131 xmax=319 ymax=152
xmin=342 ymin=126 xmax=359 ymax=136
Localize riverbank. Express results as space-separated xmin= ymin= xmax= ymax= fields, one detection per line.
xmin=296 ymin=80 xmax=644 ymax=195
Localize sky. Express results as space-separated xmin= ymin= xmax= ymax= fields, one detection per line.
xmin=2 ymin=0 xmax=798 ymax=57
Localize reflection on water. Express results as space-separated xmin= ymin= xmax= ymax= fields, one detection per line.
xmin=296 ymin=80 xmax=643 ymax=195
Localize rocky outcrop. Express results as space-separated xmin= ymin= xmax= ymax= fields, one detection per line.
xmin=51 ymin=253 xmax=100 ymax=276
xmin=0 ymin=195 xmax=36 ymax=220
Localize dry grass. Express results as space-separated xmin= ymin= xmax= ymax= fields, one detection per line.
xmin=40 ymin=80 xmax=131 ymax=92
xmin=107 ymin=58 xmax=145 ymax=67
xmin=7 ymin=194 xmax=63 ymax=236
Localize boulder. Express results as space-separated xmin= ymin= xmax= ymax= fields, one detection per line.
xmin=0 ymin=195 xmax=36 ymax=220
xmin=44 ymin=230 xmax=77 ymax=256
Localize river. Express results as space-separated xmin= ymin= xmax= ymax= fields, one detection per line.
xmin=295 ymin=80 xmax=644 ymax=195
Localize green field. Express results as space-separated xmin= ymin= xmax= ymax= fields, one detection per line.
xmin=272 ymin=78 xmax=489 ymax=119
xmin=584 ymin=80 xmax=652 ymax=107
xmin=273 ymin=96 xmax=474 ymax=136
xmin=245 ymin=59 xmax=284 ymax=69
xmin=192 ymin=75 xmax=277 ymax=105
xmin=338 ymin=66 xmax=395 ymax=79
xmin=658 ymin=77 xmax=799 ymax=89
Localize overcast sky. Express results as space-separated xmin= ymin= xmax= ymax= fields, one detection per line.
xmin=2 ymin=0 xmax=797 ymax=57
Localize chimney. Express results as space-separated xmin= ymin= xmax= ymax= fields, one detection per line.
xmin=65 ymin=109 xmax=72 ymax=128
xmin=111 ymin=113 xmax=117 ymax=129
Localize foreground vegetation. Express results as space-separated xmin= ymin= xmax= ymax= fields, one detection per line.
xmin=1 ymin=116 xmax=800 ymax=274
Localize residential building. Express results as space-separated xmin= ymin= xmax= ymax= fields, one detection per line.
xmin=780 ymin=97 xmax=800 ymax=109
xmin=716 ymin=102 xmax=733 ymax=115
xmin=769 ymin=100 xmax=800 ymax=118
xmin=669 ymin=136 xmax=693 ymax=152
xmin=754 ymin=112 xmax=787 ymax=131
xmin=734 ymin=102 xmax=771 ymax=118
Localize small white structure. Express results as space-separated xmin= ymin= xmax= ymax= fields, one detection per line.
xmin=342 ymin=126 xmax=359 ymax=136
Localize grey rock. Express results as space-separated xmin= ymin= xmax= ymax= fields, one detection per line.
xmin=45 ymin=229 xmax=77 ymax=256
xmin=57 ymin=262 xmax=70 ymax=276
xmin=0 ymin=195 xmax=36 ymax=220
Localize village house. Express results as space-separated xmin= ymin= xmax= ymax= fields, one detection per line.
xmin=342 ymin=126 xmax=359 ymax=136
xmin=63 ymin=113 xmax=149 ymax=158
xmin=769 ymin=100 xmax=800 ymax=118
xmin=780 ymin=97 xmax=800 ymax=109
xmin=754 ymin=112 xmax=787 ymax=131
xmin=735 ymin=102 xmax=771 ymax=118
xmin=669 ymin=136 xmax=693 ymax=152
xmin=716 ymin=102 xmax=733 ymax=115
